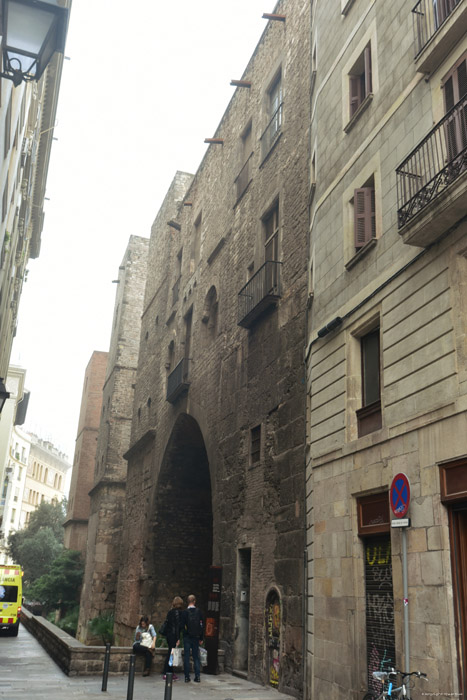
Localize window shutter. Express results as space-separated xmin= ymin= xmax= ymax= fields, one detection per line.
xmin=354 ymin=187 xmax=375 ymax=248
xmin=349 ymin=75 xmax=362 ymax=117
xmin=457 ymin=59 xmax=467 ymax=101
xmin=364 ymin=45 xmax=372 ymax=97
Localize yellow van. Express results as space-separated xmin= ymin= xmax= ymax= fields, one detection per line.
xmin=0 ymin=565 xmax=23 ymax=636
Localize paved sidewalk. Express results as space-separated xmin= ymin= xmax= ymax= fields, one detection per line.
xmin=0 ymin=626 xmax=292 ymax=700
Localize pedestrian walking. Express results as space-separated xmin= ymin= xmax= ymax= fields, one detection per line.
xmin=160 ymin=596 xmax=184 ymax=680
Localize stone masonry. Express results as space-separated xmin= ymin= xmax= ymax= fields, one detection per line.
xmin=110 ymin=2 xmax=310 ymax=696
xmin=306 ymin=1 xmax=467 ymax=699
xmin=64 ymin=350 xmax=108 ymax=553
xmin=76 ymin=235 xmax=149 ymax=643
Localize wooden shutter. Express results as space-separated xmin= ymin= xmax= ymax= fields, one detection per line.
xmin=364 ymin=45 xmax=372 ymax=97
xmin=354 ymin=187 xmax=375 ymax=248
xmin=349 ymin=75 xmax=362 ymax=117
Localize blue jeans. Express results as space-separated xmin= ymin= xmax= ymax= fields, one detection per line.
xmin=183 ymin=635 xmax=200 ymax=678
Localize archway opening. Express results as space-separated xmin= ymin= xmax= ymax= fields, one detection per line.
xmin=151 ymin=414 xmax=213 ymax=620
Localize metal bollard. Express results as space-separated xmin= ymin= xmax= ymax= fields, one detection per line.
xmin=127 ymin=654 xmax=136 ymax=700
xmin=101 ymin=642 xmax=111 ymax=692
xmin=164 ymin=672 xmax=173 ymax=700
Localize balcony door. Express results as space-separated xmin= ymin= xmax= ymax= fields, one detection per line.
xmin=263 ymin=202 xmax=279 ymax=293
xmin=442 ymin=53 xmax=467 ymax=161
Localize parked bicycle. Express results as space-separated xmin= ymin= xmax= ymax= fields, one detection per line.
xmin=363 ymin=668 xmax=428 ymax=699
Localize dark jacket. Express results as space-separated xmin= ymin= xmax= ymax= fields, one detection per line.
xmin=164 ymin=608 xmax=183 ymax=647
xmin=181 ymin=606 xmax=204 ymax=640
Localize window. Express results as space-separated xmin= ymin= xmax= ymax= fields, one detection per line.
xmin=261 ymin=71 xmax=283 ymax=158
xmin=264 ymin=201 xmax=279 ymax=263
xmin=10 ymin=508 xmax=16 ymax=523
xmin=353 ymin=179 xmax=376 ymax=250
xmin=2 ymin=174 xmax=8 ymax=223
xmin=269 ymin=74 xmax=283 ymax=137
xmin=349 ymin=44 xmax=372 ymax=119
xmin=236 ymin=121 xmax=253 ymax=201
xmin=250 ymin=425 xmax=261 ymax=465
xmin=442 ymin=52 xmax=467 ymax=161
xmin=4 ymin=96 xmax=12 ymax=158
xmin=357 ymin=327 xmax=382 ymax=437
xmin=191 ymin=214 xmax=201 ymax=272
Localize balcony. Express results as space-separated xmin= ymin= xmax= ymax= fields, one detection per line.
xmin=234 ymin=152 xmax=253 ymax=203
xmin=396 ymin=94 xmax=467 ymax=246
xmin=412 ymin=0 xmax=466 ymax=73
xmin=260 ymin=103 xmax=283 ymax=162
xmin=166 ymin=357 xmax=190 ymax=404
xmin=238 ymin=260 xmax=282 ymax=328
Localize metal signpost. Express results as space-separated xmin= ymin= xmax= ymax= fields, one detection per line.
xmin=390 ymin=473 xmax=411 ymax=698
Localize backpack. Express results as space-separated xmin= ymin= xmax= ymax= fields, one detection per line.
xmin=186 ymin=607 xmax=202 ymax=637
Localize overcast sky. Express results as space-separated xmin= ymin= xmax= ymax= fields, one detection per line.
xmin=11 ymin=0 xmax=274 ymax=461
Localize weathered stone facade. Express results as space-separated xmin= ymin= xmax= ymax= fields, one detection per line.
xmin=110 ymin=2 xmax=310 ymax=695
xmin=306 ymin=1 xmax=467 ymax=699
xmin=64 ymin=351 xmax=108 ymax=553
xmin=77 ymin=236 xmax=149 ymax=643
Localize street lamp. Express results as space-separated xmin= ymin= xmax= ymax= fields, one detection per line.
xmin=0 ymin=378 xmax=10 ymax=413
xmin=0 ymin=0 xmax=69 ymax=87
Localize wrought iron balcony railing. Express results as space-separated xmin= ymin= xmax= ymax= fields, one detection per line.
xmin=234 ymin=152 xmax=253 ymax=202
xmin=238 ymin=260 xmax=282 ymax=328
xmin=412 ymin=0 xmax=461 ymax=56
xmin=260 ymin=102 xmax=283 ymax=161
xmin=166 ymin=357 xmax=190 ymax=403
xmin=396 ymin=94 xmax=467 ymax=229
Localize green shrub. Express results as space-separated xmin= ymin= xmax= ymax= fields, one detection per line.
xmin=88 ymin=612 xmax=115 ymax=645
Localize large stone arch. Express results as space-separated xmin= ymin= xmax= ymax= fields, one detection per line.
xmin=145 ymin=413 xmax=213 ymax=622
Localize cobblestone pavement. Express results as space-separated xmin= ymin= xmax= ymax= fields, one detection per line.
xmin=0 ymin=626 xmax=292 ymax=700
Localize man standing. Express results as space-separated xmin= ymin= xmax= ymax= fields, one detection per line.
xmin=181 ymin=594 xmax=204 ymax=683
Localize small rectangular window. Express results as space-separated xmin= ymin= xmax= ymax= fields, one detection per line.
xmin=356 ymin=326 xmax=382 ymax=437
xmin=250 ymin=425 xmax=261 ymax=465
xmin=349 ymin=44 xmax=372 ymax=118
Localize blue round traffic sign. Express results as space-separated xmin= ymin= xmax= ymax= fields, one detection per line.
xmin=390 ymin=473 xmax=410 ymax=518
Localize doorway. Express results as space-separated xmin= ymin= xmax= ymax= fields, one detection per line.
xmin=149 ymin=414 xmax=213 ymax=621
xmin=265 ymin=589 xmax=281 ymax=688
xmin=233 ymin=548 xmax=251 ymax=673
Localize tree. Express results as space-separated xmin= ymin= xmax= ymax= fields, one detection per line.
xmin=26 ymin=549 xmax=83 ymax=618
xmin=7 ymin=499 xmax=67 ymax=584
xmin=18 ymin=527 xmax=63 ymax=584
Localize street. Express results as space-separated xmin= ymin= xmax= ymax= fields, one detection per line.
xmin=0 ymin=625 xmax=292 ymax=700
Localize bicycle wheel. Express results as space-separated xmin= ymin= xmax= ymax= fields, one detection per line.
xmin=362 ymin=694 xmax=377 ymax=700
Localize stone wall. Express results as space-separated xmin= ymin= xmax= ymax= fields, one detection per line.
xmin=114 ymin=1 xmax=310 ymax=696
xmin=306 ymin=0 xmax=467 ymax=698
xmin=76 ymin=235 xmax=149 ymax=643
xmin=64 ymin=350 xmax=108 ymax=552
xmin=20 ymin=607 xmax=224 ymax=675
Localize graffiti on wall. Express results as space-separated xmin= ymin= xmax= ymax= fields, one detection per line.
xmin=266 ymin=590 xmax=281 ymax=688
xmin=365 ymin=536 xmax=396 ymax=694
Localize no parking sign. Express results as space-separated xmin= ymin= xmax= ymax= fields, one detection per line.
xmin=390 ymin=472 xmax=410 ymax=518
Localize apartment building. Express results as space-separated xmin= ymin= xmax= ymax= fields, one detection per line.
xmin=22 ymin=434 xmax=70 ymax=524
xmin=305 ymin=1 xmax=467 ymax=698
